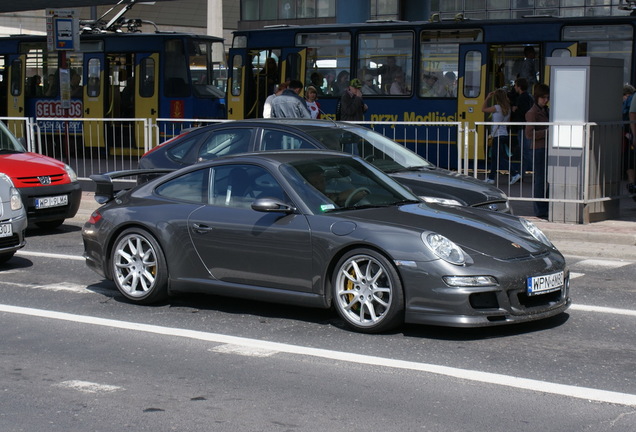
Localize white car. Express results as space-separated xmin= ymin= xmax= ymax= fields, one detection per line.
xmin=0 ymin=172 xmax=27 ymax=263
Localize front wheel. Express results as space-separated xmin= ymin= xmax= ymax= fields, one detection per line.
xmin=332 ymin=249 xmax=404 ymax=333
xmin=111 ymin=228 xmax=168 ymax=304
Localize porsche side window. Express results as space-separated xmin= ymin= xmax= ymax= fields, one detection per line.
xmin=198 ymin=129 xmax=252 ymax=161
xmin=259 ymin=130 xmax=316 ymax=151
xmin=209 ymin=164 xmax=286 ymax=208
xmin=155 ymin=168 xmax=209 ymax=203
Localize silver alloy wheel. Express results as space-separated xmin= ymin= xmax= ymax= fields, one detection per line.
xmin=334 ymin=253 xmax=393 ymax=328
xmin=113 ymin=232 xmax=159 ymax=297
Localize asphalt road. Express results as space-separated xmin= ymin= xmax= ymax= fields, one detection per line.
xmin=1 ymin=212 xmax=635 ymax=431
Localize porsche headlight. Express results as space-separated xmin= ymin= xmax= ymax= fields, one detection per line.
xmin=520 ymin=218 xmax=553 ymax=247
xmin=64 ymin=164 xmax=78 ymax=182
xmin=420 ymin=196 xmax=462 ymax=207
xmin=422 ymin=232 xmax=466 ymax=265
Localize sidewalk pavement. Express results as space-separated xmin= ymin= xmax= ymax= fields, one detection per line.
xmin=76 ymin=191 xmax=636 ymax=261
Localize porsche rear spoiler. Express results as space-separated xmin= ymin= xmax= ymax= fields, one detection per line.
xmin=90 ymin=169 xmax=175 ymax=204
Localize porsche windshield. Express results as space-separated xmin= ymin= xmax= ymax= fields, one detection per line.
xmin=303 ymin=126 xmax=434 ymax=173
xmin=281 ymin=156 xmax=420 ymax=213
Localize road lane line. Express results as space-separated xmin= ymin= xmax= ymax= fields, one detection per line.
xmin=56 ymin=380 xmax=122 ymax=394
xmin=570 ymin=304 xmax=636 ymax=317
xmin=17 ymin=250 xmax=85 ymax=261
xmin=1 ymin=303 xmax=635 ymax=407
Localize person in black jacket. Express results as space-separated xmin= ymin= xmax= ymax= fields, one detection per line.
xmin=339 ymin=79 xmax=368 ymax=121
xmin=512 ymin=78 xmax=534 ymax=175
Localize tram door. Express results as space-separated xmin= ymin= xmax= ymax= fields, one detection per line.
xmin=227 ymin=47 xmax=248 ymax=119
xmin=134 ymin=53 xmax=159 ymax=149
xmin=6 ymin=54 xmax=26 ymax=138
xmin=279 ymin=47 xmax=306 ymax=88
xmin=458 ymin=44 xmax=488 ymax=162
xmin=227 ymin=48 xmax=298 ymax=119
xmin=83 ymin=53 xmax=106 ymax=149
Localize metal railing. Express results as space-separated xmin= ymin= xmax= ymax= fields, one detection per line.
xmin=3 ymin=116 xmax=633 ymax=218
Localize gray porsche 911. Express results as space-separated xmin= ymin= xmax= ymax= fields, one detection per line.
xmin=83 ymin=151 xmax=570 ymax=333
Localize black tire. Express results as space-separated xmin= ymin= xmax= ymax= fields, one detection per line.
xmin=0 ymin=252 xmax=15 ymax=264
xmin=332 ymin=248 xmax=404 ymax=333
xmin=110 ymin=228 xmax=168 ymax=304
xmin=35 ymin=219 xmax=64 ymax=229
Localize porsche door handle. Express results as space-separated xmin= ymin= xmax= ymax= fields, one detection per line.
xmin=192 ymin=223 xmax=214 ymax=234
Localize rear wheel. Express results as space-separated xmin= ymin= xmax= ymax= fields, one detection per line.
xmin=332 ymin=249 xmax=404 ymax=333
xmin=111 ymin=228 xmax=168 ymax=304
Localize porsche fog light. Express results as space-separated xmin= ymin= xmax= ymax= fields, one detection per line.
xmin=520 ymin=218 xmax=552 ymax=247
xmin=443 ymin=275 xmax=498 ymax=287
xmin=422 ymin=232 xmax=466 ymax=265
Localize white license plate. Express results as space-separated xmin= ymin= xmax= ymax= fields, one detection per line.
xmin=0 ymin=222 xmax=12 ymax=238
xmin=35 ymin=194 xmax=68 ymax=209
xmin=527 ymin=271 xmax=564 ymax=296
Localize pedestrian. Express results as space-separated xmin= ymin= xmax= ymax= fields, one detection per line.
xmin=525 ymin=83 xmax=551 ymax=218
xmin=329 ymin=70 xmax=350 ymax=96
xmin=389 ymin=71 xmax=408 ymax=95
xmin=263 ymin=82 xmax=287 ymax=118
xmin=305 ymin=85 xmax=321 ymax=119
xmin=518 ymin=46 xmax=538 ymax=85
xmin=361 ymin=74 xmax=382 ymax=95
xmin=339 ymin=78 xmax=368 ymax=121
xmin=482 ymin=88 xmax=521 ymax=185
xmin=512 ymin=77 xmax=534 ymax=176
xmin=270 ymin=80 xmax=311 ymax=118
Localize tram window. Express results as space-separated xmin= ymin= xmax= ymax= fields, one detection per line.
xmin=550 ymin=49 xmax=571 ymax=58
xmin=357 ymin=32 xmax=414 ymax=96
xmin=87 ymin=58 xmax=101 ymax=98
xmin=164 ymin=39 xmax=191 ymax=98
xmin=297 ymin=32 xmax=351 ymax=97
xmin=419 ymin=29 xmax=481 ymax=98
xmin=284 ymin=53 xmax=300 ymax=82
xmin=190 ymin=40 xmax=227 ymax=98
xmin=463 ymin=51 xmax=482 ymax=98
xmin=563 ymin=25 xmax=633 ymax=84
xmin=232 ymin=36 xmax=247 ymax=49
xmin=140 ymin=57 xmax=155 ymax=98
xmin=231 ymin=54 xmax=243 ymax=97
xmin=10 ymin=59 xmax=22 ymax=96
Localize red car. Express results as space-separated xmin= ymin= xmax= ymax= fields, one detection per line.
xmin=0 ymin=122 xmax=81 ymax=229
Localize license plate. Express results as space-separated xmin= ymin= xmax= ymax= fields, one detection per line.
xmin=35 ymin=194 xmax=68 ymax=209
xmin=0 ymin=222 xmax=12 ymax=238
xmin=527 ymin=271 xmax=564 ymax=296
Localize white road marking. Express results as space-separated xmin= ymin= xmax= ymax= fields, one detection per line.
xmin=570 ymin=304 xmax=636 ymax=317
xmin=210 ymin=344 xmax=277 ymax=357
xmin=17 ymin=250 xmax=85 ymax=261
xmin=574 ymin=259 xmax=631 ymax=269
xmin=569 ymin=272 xmax=584 ymax=279
xmin=1 ymin=304 xmax=635 ymax=407
xmin=56 ymin=380 xmax=122 ymax=393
